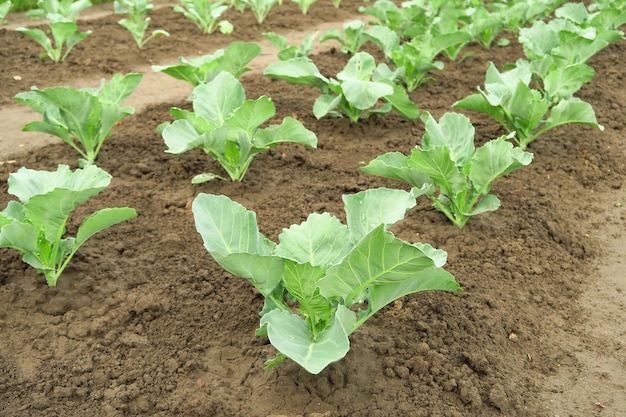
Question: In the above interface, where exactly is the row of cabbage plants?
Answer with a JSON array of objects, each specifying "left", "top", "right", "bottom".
[{"left": 1, "top": 0, "right": 624, "bottom": 374}]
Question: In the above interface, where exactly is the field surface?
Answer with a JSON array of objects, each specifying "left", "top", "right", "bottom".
[{"left": 0, "top": 2, "right": 625, "bottom": 416}]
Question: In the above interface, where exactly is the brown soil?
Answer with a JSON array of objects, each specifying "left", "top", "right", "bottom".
[{"left": 1, "top": 2, "right": 625, "bottom": 417}]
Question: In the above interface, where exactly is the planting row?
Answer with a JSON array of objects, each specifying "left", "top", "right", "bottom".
[{"left": 1, "top": 0, "right": 624, "bottom": 375}]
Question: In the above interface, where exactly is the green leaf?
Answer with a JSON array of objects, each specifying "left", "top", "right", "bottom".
[
  {"left": 162, "top": 120, "right": 209, "bottom": 154},
  {"left": 360, "top": 152, "right": 432, "bottom": 189},
  {"left": 192, "top": 73, "right": 245, "bottom": 125},
  {"left": 421, "top": 112, "right": 475, "bottom": 167},
  {"left": 319, "top": 225, "right": 442, "bottom": 305},
  {"left": 275, "top": 213, "right": 351, "bottom": 266},
  {"left": 213, "top": 252, "right": 283, "bottom": 296},
  {"left": 543, "top": 99, "right": 604, "bottom": 133},
  {"left": 254, "top": 117, "right": 317, "bottom": 148},
  {"left": 0, "top": 221, "right": 40, "bottom": 253},
  {"left": 260, "top": 305, "right": 356, "bottom": 374},
  {"left": 263, "top": 58, "right": 330, "bottom": 92},
  {"left": 340, "top": 79, "right": 393, "bottom": 110},
  {"left": 76, "top": 207, "right": 137, "bottom": 245},
  {"left": 367, "top": 265, "right": 460, "bottom": 320},
  {"left": 226, "top": 96, "right": 275, "bottom": 138},
  {"left": 452, "top": 93, "right": 506, "bottom": 127},
  {"left": 468, "top": 138, "right": 533, "bottom": 193},
  {"left": 7, "top": 165, "right": 111, "bottom": 203},
  {"left": 192, "top": 193, "right": 274, "bottom": 257},
  {"left": 543, "top": 63, "right": 595, "bottom": 100},
  {"left": 407, "top": 146, "right": 467, "bottom": 196},
  {"left": 382, "top": 83, "right": 420, "bottom": 120},
  {"left": 343, "top": 188, "right": 416, "bottom": 242}
]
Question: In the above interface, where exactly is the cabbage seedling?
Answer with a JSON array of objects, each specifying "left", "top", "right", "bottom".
[
  {"left": 114, "top": 0, "right": 169, "bottom": 48},
  {"left": 0, "top": 165, "right": 137, "bottom": 287},
  {"left": 173, "top": 0, "right": 233, "bottom": 34},
  {"left": 263, "top": 31, "right": 318, "bottom": 61},
  {"left": 320, "top": 20, "right": 368, "bottom": 55},
  {"left": 192, "top": 188, "right": 461, "bottom": 373},
  {"left": 159, "top": 71, "right": 317, "bottom": 182},
  {"left": 290, "top": 0, "right": 316, "bottom": 14},
  {"left": 152, "top": 41, "right": 261, "bottom": 87},
  {"left": 453, "top": 61, "right": 603, "bottom": 149},
  {"left": 14, "top": 73, "right": 143, "bottom": 166},
  {"left": 361, "top": 112, "right": 534, "bottom": 228},
  {"left": 15, "top": 0, "right": 92, "bottom": 62},
  {"left": 264, "top": 52, "right": 419, "bottom": 122},
  {"left": 241, "top": 0, "right": 277, "bottom": 24}
]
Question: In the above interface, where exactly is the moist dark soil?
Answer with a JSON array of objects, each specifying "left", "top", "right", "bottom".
[{"left": 1, "top": 2, "right": 625, "bottom": 416}]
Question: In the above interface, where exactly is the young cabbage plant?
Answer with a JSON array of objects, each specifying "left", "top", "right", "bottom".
[
  {"left": 291, "top": 0, "right": 316, "bottom": 14},
  {"left": 358, "top": 0, "right": 428, "bottom": 38},
  {"left": 14, "top": 73, "right": 143, "bottom": 166},
  {"left": 0, "top": 165, "right": 137, "bottom": 287},
  {"left": 488, "top": 0, "right": 565, "bottom": 33},
  {"left": 361, "top": 112, "right": 534, "bottom": 228},
  {"left": 242, "top": 0, "right": 277, "bottom": 24},
  {"left": 263, "top": 31, "right": 318, "bottom": 60},
  {"left": 464, "top": 5, "right": 506, "bottom": 48},
  {"left": 173, "top": 0, "right": 233, "bottom": 34},
  {"left": 192, "top": 188, "right": 461, "bottom": 374},
  {"left": 319, "top": 20, "right": 368, "bottom": 54},
  {"left": 159, "top": 71, "right": 317, "bottom": 183},
  {"left": 114, "top": 0, "right": 169, "bottom": 48},
  {"left": 152, "top": 41, "right": 262, "bottom": 87},
  {"left": 518, "top": 10, "right": 624, "bottom": 68},
  {"left": 15, "top": 0, "right": 93, "bottom": 62},
  {"left": 25, "top": 0, "right": 91, "bottom": 20},
  {"left": 452, "top": 61, "right": 603, "bottom": 149},
  {"left": 263, "top": 52, "right": 419, "bottom": 122}
]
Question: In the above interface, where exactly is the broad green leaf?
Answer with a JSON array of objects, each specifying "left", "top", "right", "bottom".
[
  {"left": 452, "top": 93, "right": 506, "bottom": 127},
  {"left": 263, "top": 58, "right": 330, "bottom": 92},
  {"left": 366, "top": 266, "right": 460, "bottom": 322},
  {"left": 76, "top": 207, "right": 137, "bottom": 245},
  {"left": 382, "top": 83, "right": 419, "bottom": 120},
  {"left": 543, "top": 99, "right": 604, "bottom": 132},
  {"left": 96, "top": 73, "right": 143, "bottom": 106},
  {"left": 15, "top": 28, "right": 53, "bottom": 54},
  {"left": 192, "top": 73, "right": 245, "bottom": 125},
  {"left": 319, "top": 225, "right": 440, "bottom": 305},
  {"left": 275, "top": 213, "right": 351, "bottom": 266},
  {"left": 466, "top": 194, "right": 500, "bottom": 215},
  {"left": 360, "top": 151, "right": 433, "bottom": 189},
  {"left": 313, "top": 94, "right": 341, "bottom": 119},
  {"left": 260, "top": 305, "right": 356, "bottom": 374},
  {"left": 162, "top": 120, "right": 209, "bottom": 154},
  {"left": 343, "top": 188, "right": 416, "bottom": 242},
  {"left": 543, "top": 63, "right": 595, "bottom": 100},
  {"left": 192, "top": 193, "right": 274, "bottom": 256},
  {"left": 0, "top": 222, "right": 40, "bottom": 253},
  {"left": 337, "top": 52, "right": 377, "bottom": 81},
  {"left": 213, "top": 252, "right": 283, "bottom": 296},
  {"left": 421, "top": 112, "right": 475, "bottom": 167},
  {"left": 7, "top": 165, "right": 110, "bottom": 203},
  {"left": 253, "top": 117, "right": 317, "bottom": 148},
  {"left": 408, "top": 146, "right": 467, "bottom": 196},
  {"left": 226, "top": 96, "right": 275, "bottom": 138},
  {"left": 468, "top": 138, "right": 533, "bottom": 193},
  {"left": 339, "top": 79, "right": 393, "bottom": 110},
  {"left": 219, "top": 41, "right": 262, "bottom": 77}
]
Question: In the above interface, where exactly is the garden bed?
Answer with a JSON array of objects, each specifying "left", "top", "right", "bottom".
[{"left": 0, "top": 1, "right": 625, "bottom": 416}]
